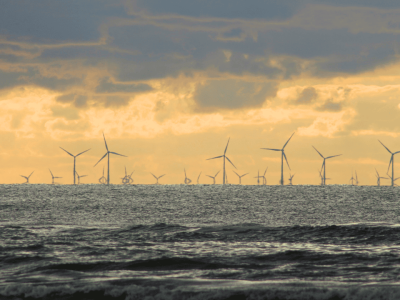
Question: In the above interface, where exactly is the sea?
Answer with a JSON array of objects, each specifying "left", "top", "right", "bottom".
[{"left": 1, "top": 184, "right": 400, "bottom": 300}]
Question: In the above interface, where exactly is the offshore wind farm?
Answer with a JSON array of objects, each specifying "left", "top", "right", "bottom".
[{"left": 4, "top": 1, "right": 400, "bottom": 299}]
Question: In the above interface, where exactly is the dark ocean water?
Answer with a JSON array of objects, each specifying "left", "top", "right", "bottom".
[{"left": 1, "top": 184, "right": 400, "bottom": 299}]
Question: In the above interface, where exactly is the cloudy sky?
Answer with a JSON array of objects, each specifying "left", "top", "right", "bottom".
[{"left": 1, "top": 0, "right": 400, "bottom": 185}]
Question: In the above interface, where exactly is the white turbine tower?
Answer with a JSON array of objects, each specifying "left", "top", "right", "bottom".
[
  {"left": 261, "top": 132, "right": 295, "bottom": 185},
  {"left": 60, "top": 147, "right": 90, "bottom": 185},
  {"left": 94, "top": 133, "right": 126, "bottom": 185},
  {"left": 379, "top": 140, "right": 400, "bottom": 186},
  {"left": 207, "top": 138, "right": 236, "bottom": 184},
  {"left": 312, "top": 146, "right": 341, "bottom": 185}
]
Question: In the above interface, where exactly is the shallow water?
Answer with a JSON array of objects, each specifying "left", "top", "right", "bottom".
[{"left": 1, "top": 184, "right": 400, "bottom": 299}]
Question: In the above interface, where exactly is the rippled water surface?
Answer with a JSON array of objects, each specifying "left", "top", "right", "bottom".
[{"left": 1, "top": 184, "right": 400, "bottom": 299}]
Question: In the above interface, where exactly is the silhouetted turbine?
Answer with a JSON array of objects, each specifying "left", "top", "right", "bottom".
[
  {"left": 206, "top": 171, "right": 220, "bottom": 185},
  {"left": 197, "top": 172, "right": 202, "bottom": 184},
  {"left": 60, "top": 147, "right": 90, "bottom": 185},
  {"left": 254, "top": 170, "right": 262, "bottom": 185},
  {"left": 288, "top": 173, "right": 295, "bottom": 185},
  {"left": 375, "top": 168, "right": 388, "bottom": 186},
  {"left": 261, "top": 132, "right": 295, "bottom": 185},
  {"left": 184, "top": 169, "right": 192, "bottom": 184},
  {"left": 261, "top": 168, "right": 268, "bottom": 185},
  {"left": 207, "top": 138, "right": 236, "bottom": 184},
  {"left": 75, "top": 171, "right": 87, "bottom": 185},
  {"left": 122, "top": 166, "right": 134, "bottom": 184},
  {"left": 233, "top": 170, "right": 248, "bottom": 185},
  {"left": 94, "top": 133, "right": 126, "bottom": 185},
  {"left": 151, "top": 173, "right": 165, "bottom": 184},
  {"left": 379, "top": 140, "right": 400, "bottom": 186},
  {"left": 312, "top": 146, "right": 341, "bottom": 185},
  {"left": 20, "top": 171, "right": 34, "bottom": 184},
  {"left": 49, "top": 169, "right": 62, "bottom": 184},
  {"left": 99, "top": 167, "right": 107, "bottom": 184}
]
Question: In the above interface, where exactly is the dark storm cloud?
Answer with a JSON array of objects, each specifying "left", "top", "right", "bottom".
[
  {"left": 294, "top": 87, "right": 318, "bottom": 105},
  {"left": 193, "top": 80, "right": 277, "bottom": 111},
  {"left": 95, "top": 77, "right": 153, "bottom": 93},
  {"left": 56, "top": 94, "right": 88, "bottom": 108}
]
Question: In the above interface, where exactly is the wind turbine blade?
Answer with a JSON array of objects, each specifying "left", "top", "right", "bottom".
[
  {"left": 60, "top": 147, "right": 74, "bottom": 157},
  {"left": 81, "top": 175, "right": 87, "bottom": 178},
  {"left": 375, "top": 168, "right": 379, "bottom": 177},
  {"left": 94, "top": 153, "right": 108, "bottom": 167},
  {"left": 20, "top": 175, "right": 27, "bottom": 179},
  {"left": 233, "top": 170, "right": 239, "bottom": 177},
  {"left": 110, "top": 152, "right": 127, "bottom": 157},
  {"left": 283, "top": 152, "right": 291, "bottom": 170},
  {"left": 378, "top": 140, "right": 392, "bottom": 154},
  {"left": 28, "top": 171, "right": 34, "bottom": 178},
  {"left": 242, "top": 173, "right": 248, "bottom": 177},
  {"left": 312, "top": 146, "right": 324, "bottom": 158},
  {"left": 49, "top": 169, "right": 53, "bottom": 177},
  {"left": 76, "top": 148, "right": 90, "bottom": 157},
  {"left": 225, "top": 156, "right": 237, "bottom": 169},
  {"left": 207, "top": 155, "right": 224, "bottom": 160},
  {"left": 103, "top": 132, "right": 109, "bottom": 151},
  {"left": 215, "top": 171, "right": 220, "bottom": 177},
  {"left": 150, "top": 173, "right": 157, "bottom": 179},
  {"left": 75, "top": 171, "right": 79, "bottom": 177},
  {"left": 283, "top": 132, "right": 295, "bottom": 149},
  {"left": 326, "top": 154, "right": 342, "bottom": 159},
  {"left": 159, "top": 174, "right": 165, "bottom": 178},
  {"left": 394, "top": 150, "right": 400, "bottom": 155},
  {"left": 224, "top": 137, "right": 230, "bottom": 155},
  {"left": 197, "top": 172, "right": 202, "bottom": 181},
  {"left": 184, "top": 168, "right": 187, "bottom": 177},
  {"left": 261, "top": 148, "right": 281, "bottom": 151},
  {"left": 206, "top": 175, "right": 213, "bottom": 179},
  {"left": 388, "top": 157, "right": 393, "bottom": 173},
  {"left": 263, "top": 168, "right": 268, "bottom": 176}
]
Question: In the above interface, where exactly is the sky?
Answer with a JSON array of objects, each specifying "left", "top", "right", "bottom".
[{"left": 1, "top": 0, "right": 400, "bottom": 185}]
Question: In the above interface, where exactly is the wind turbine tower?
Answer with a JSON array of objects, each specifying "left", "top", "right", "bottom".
[
  {"left": 206, "top": 171, "right": 220, "bottom": 184},
  {"left": 94, "top": 133, "right": 126, "bottom": 185},
  {"left": 151, "top": 173, "right": 165, "bottom": 185},
  {"left": 312, "top": 146, "right": 341, "bottom": 185},
  {"left": 75, "top": 171, "right": 87, "bottom": 185},
  {"left": 20, "top": 171, "right": 34, "bottom": 184},
  {"left": 261, "top": 132, "right": 295, "bottom": 185},
  {"left": 233, "top": 170, "right": 248, "bottom": 185},
  {"left": 197, "top": 172, "right": 202, "bottom": 184},
  {"left": 375, "top": 168, "right": 388, "bottom": 186},
  {"left": 207, "top": 138, "right": 236, "bottom": 184},
  {"left": 378, "top": 140, "right": 400, "bottom": 186},
  {"left": 49, "top": 169, "right": 62, "bottom": 184},
  {"left": 60, "top": 147, "right": 90, "bottom": 184}
]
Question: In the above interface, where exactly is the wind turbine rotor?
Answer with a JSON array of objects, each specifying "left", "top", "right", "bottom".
[{"left": 94, "top": 153, "right": 108, "bottom": 167}]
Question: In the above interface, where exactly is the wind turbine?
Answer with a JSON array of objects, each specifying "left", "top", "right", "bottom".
[
  {"left": 151, "top": 173, "right": 165, "bottom": 184},
  {"left": 233, "top": 170, "right": 248, "bottom": 185},
  {"left": 254, "top": 170, "right": 262, "bottom": 185},
  {"left": 288, "top": 173, "right": 295, "bottom": 185},
  {"left": 99, "top": 167, "right": 107, "bottom": 184},
  {"left": 378, "top": 140, "right": 400, "bottom": 186},
  {"left": 207, "top": 138, "right": 236, "bottom": 184},
  {"left": 206, "top": 171, "right": 220, "bottom": 184},
  {"left": 375, "top": 168, "right": 388, "bottom": 186},
  {"left": 60, "top": 147, "right": 90, "bottom": 185},
  {"left": 261, "top": 168, "right": 268, "bottom": 185},
  {"left": 49, "top": 169, "right": 62, "bottom": 184},
  {"left": 20, "top": 171, "right": 34, "bottom": 184},
  {"left": 318, "top": 169, "right": 331, "bottom": 185},
  {"left": 349, "top": 172, "right": 355, "bottom": 185},
  {"left": 355, "top": 171, "right": 359, "bottom": 186},
  {"left": 122, "top": 166, "right": 134, "bottom": 184},
  {"left": 184, "top": 169, "right": 192, "bottom": 184},
  {"left": 75, "top": 171, "right": 87, "bottom": 185},
  {"left": 261, "top": 132, "right": 295, "bottom": 185},
  {"left": 312, "top": 146, "right": 341, "bottom": 185},
  {"left": 197, "top": 172, "right": 202, "bottom": 184},
  {"left": 94, "top": 133, "right": 126, "bottom": 185}
]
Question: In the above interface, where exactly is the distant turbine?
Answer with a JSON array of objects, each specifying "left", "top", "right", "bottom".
[
  {"left": 312, "top": 146, "right": 341, "bottom": 186},
  {"left": 254, "top": 170, "right": 262, "bottom": 185},
  {"left": 99, "top": 167, "right": 107, "bottom": 184},
  {"left": 379, "top": 140, "right": 400, "bottom": 186},
  {"left": 20, "top": 171, "right": 34, "bottom": 184},
  {"left": 60, "top": 147, "right": 90, "bottom": 185},
  {"left": 49, "top": 169, "right": 62, "bottom": 184},
  {"left": 288, "top": 173, "right": 295, "bottom": 185},
  {"left": 355, "top": 171, "right": 359, "bottom": 186},
  {"left": 349, "top": 172, "right": 355, "bottom": 185},
  {"left": 75, "top": 171, "right": 87, "bottom": 185},
  {"left": 261, "top": 132, "right": 295, "bottom": 185},
  {"left": 197, "top": 172, "right": 202, "bottom": 184},
  {"left": 261, "top": 168, "right": 268, "bottom": 185},
  {"left": 122, "top": 166, "right": 134, "bottom": 184},
  {"left": 151, "top": 173, "right": 165, "bottom": 185},
  {"left": 184, "top": 169, "right": 192, "bottom": 184},
  {"left": 207, "top": 138, "right": 236, "bottom": 185},
  {"left": 206, "top": 171, "right": 220, "bottom": 185},
  {"left": 233, "top": 170, "right": 248, "bottom": 185},
  {"left": 319, "top": 169, "right": 331, "bottom": 185},
  {"left": 375, "top": 168, "right": 388, "bottom": 186},
  {"left": 94, "top": 133, "right": 126, "bottom": 185}
]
